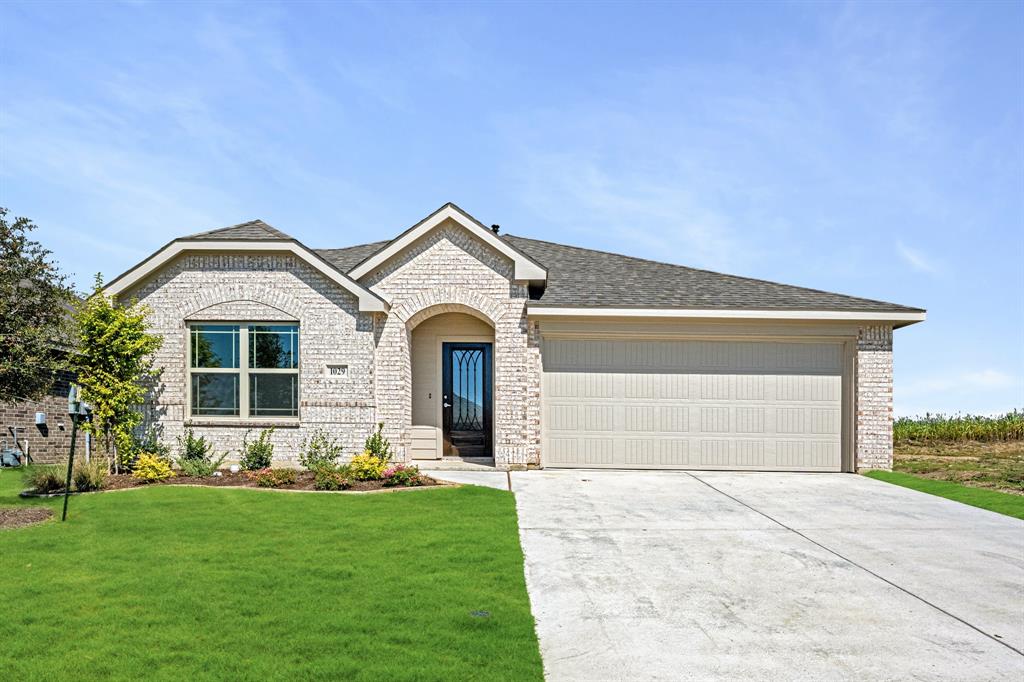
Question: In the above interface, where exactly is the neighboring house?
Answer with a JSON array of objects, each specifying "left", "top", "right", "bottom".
[
  {"left": 1, "top": 367, "right": 87, "bottom": 465},
  {"left": 104, "top": 203, "right": 924, "bottom": 472},
  {"left": 1, "top": 301, "right": 86, "bottom": 465}
]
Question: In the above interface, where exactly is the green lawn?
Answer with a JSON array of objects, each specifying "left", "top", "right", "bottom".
[
  {"left": 0, "top": 469, "right": 543, "bottom": 681},
  {"left": 865, "top": 470, "right": 1024, "bottom": 520}
]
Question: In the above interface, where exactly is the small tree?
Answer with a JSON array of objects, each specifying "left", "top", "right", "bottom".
[
  {"left": 0, "top": 208, "right": 74, "bottom": 403},
  {"left": 72, "top": 275, "right": 163, "bottom": 472}
]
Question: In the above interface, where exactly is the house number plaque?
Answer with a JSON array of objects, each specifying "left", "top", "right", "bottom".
[{"left": 325, "top": 365, "right": 348, "bottom": 377}]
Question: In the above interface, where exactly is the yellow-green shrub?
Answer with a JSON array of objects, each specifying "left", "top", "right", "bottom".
[
  {"left": 132, "top": 453, "right": 175, "bottom": 482},
  {"left": 348, "top": 452, "right": 387, "bottom": 481}
]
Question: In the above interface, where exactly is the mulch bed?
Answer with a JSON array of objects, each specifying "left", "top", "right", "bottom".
[
  {"left": 0, "top": 506, "right": 53, "bottom": 529},
  {"left": 87, "top": 470, "right": 441, "bottom": 493}
]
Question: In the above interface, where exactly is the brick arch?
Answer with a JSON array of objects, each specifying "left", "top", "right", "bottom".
[
  {"left": 374, "top": 287, "right": 508, "bottom": 460},
  {"left": 393, "top": 287, "right": 506, "bottom": 329},
  {"left": 175, "top": 284, "right": 307, "bottom": 321}
]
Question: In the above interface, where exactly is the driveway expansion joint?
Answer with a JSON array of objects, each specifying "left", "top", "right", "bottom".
[{"left": 686, "top": 472, "right": 1024, "bottom": 658}]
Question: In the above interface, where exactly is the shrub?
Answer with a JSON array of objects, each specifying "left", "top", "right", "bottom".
[
  {"left": 314, "top": 468, "right": 350, "bottom": 491},
  {"left": 24, "top": 464, "right": 66, "bottom": 494},
  {"left": 132, "top": 453, "right": 175, "bottom": 482},
  {"left": 382, "top": 464, "right": 423, "bottom": 487},
  {"left": 348, "top": 452, "right": 387, "bottom": 481},
  {"left": 178, "top": 452, "right": 228, "bottom": 477},
  {"left": 299, "top": 428, "right": 343, "bottom": 471},
  {"left": 72, "top": 459, "right": 108, "bottom": 492},
  {"left": 122, "top": 427, "right": 171, "bottom": 472},
  {"left": 177, "top": 427, "right": 213, "bottom": 461},
  {"left": 240, "top": 428, "right": 275, "bottom": 470},
  {"left": 246, "top": 467, "right": 297, "bottom": 488},
  {"left": 175, "top": 427, "right": 226, "bottom": 476},
  {"left": 364, "top": 422, "right": 392, "bottom": 464}
]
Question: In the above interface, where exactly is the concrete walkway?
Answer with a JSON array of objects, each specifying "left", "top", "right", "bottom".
[
  {"left": 420, "top": 468, "right": 510, "bottom": 491},
  {"left": 510, "top": 470, "right": 1024, "bottom": 681}
]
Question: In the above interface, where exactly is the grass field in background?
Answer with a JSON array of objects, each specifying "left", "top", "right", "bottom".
[
  {"left": 0, "top": 469, "right": 543, "bottom": 681},
  {"left": 894, "top": 410, "right": 1024, "bottom": 444},
  {"left": 865, "top": 470, "right": 1024, "bottom": 520},
  {"left": 892, "top": 410, "right": 1024, "bottom": 495}
]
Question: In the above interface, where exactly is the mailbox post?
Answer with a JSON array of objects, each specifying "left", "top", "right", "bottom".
[{"left": 62, "top": 385, "right": 90, "bottom": 522}]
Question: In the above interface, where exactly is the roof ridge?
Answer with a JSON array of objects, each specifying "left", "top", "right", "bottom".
[
  {"left": 504, "top": 234, "right": 922, "bottom": 312},
  {"left": 185, "top": 219, "right": 292, "bottom": 240}
]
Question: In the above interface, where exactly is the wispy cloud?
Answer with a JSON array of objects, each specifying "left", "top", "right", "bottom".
[{"left": 896, "top": 241, "right": 939, "bottom": 274}]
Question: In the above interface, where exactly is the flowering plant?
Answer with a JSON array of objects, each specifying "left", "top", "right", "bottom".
[{"left": 382, "top": 464, "right": 422, "bottom": 487}]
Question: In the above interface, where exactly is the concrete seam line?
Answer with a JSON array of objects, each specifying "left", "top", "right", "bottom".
[{"left": 686, "top": 472, "right": 1024, "bottom": 658}]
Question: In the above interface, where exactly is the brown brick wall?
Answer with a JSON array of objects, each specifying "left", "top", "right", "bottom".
[{"left": 0, "top": 369, "right": 89, "bottom": 465}]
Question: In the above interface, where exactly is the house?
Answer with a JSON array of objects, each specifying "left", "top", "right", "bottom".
[
  {"left": 0, "top": 367, "right": 87, "bottom": 465},
  {"left": 104, "top": 203, "right": 925, "bottom": 472}
]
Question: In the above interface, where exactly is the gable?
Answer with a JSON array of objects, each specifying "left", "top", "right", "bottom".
[
  {"left": 347, "top": 203, "right": 547, "bottom": 282},
  {"left": 104, "top": 237, "right": 388, "bottom": 313},
  {"left": 361, "top": 219, "right": 523, "bottom": 303}
]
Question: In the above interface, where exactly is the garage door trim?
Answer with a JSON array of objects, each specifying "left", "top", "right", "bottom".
[{"left": 540, "top": 334, "right": 856, "bottom": 472}]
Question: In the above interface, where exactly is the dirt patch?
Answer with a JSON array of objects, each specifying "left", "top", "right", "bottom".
[
  {"left": 99, "top": 470, "right": 440, "bottom": 493},
  {"left": 894, "top": 441, "right": 1024, "bottom": 495},
  {"left": 0, "top": 507, "right": 53, "bottom": 529}
]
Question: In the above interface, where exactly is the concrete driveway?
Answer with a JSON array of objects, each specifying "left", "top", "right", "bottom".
[{"left": 510, "top": 470, "right": 1024, "bottom": 681}]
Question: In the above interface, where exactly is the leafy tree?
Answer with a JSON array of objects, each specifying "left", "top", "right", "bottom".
[
  {"left": 0, "top": 208, "right": 74, "bottom": 403},
  {"left": 72, "top": 275, "right": 163, "bottom": 470}
]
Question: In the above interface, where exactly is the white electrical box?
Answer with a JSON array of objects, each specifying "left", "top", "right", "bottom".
[{"left": 35, "top": 412, "right": 46, "bottom": 425}]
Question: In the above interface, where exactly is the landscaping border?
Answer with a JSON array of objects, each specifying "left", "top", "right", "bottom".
[{"left": 21, "top": 480, "right": 458, "bottom": 499}]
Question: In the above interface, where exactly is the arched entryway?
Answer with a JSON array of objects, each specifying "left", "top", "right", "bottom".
[
  {"left": 409, "top": 311, "right": 495, "bottom": 459},
  {"left": 373, "top": 287, "right": 507, "bottom": 464}
]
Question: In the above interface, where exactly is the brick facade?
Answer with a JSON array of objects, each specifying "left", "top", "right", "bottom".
[
  {"left": 129, "top": 253, "right": 379, "bottom": 465},
  {"left": 367, "top": 221, "right": 539, "bottom": 468},
  {"left": 856, "top": 325, "right": 894, "bottom": 470},
  {"left": 124, "top": 223, "right": 896, "bottom": 472},
  {"left": 129, "top": 227, "right": 543, "bottom": 469},
  {"left": 0, "top": 368, "right": 89, "bottom": 465}
]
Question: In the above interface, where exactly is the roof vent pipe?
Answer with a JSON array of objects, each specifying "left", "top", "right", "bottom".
[{"left": 490, "top": 224, "right": 500, "bottom": 234}]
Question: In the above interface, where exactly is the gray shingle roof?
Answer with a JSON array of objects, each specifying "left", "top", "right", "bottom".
[
  {"left": 180, "top": 218, "right": 922, "bottom": 314},
  {"left": 502, "top": 236, "right": 922, "bottom": 313},
  {"left": 315, "top": 241, "right": 391, "bottom": 272},
  {"left": 186, "top": 219, "right": 292, "bottom": 241}
]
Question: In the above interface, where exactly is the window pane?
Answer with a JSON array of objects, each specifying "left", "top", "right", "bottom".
[
  {"left": 191, "top": 373, "right": 239, "bottom": 416},
  {"left": 249, "top": 373, "right": 298, "bottom": 417},
  {"left": 191, "top": 325, "right": 239, "bottom": 368},
  {"left": 249, "top": 325, "right": 299, "bottom": 369}
]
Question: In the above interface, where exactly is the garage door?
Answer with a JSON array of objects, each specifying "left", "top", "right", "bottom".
[{"left": 542, "top": 339, "right": 844, "bottom": 471}]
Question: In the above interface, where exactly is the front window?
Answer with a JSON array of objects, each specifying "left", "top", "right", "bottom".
[{"left": 189, "top": 323, "right": 299, "bottom": 419}]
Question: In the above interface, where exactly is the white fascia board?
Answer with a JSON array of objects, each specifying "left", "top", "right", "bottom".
[
  {"left": 348, "top": 205, "right": 548, "bottom": 282},
  {"left": 104, "top": 240, "right": 389, "bottom": 312},
  {"left": 526, "top": 306, "right": 927, "bottom": 323}
]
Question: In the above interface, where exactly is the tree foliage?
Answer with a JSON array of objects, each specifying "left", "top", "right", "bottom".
[
  {"left": 71, "top": 275, "right": 163, "bottom": 458},
  {"left": 0, "top": 208, "right": 74, "bottom": 403}
]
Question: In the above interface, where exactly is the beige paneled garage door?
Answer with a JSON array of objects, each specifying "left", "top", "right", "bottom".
[{"left": 541, "top": 339, "right": 844, "bottom": 471}]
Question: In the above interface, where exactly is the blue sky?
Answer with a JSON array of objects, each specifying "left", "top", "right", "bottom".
[{"left": 1, "top": 1, "right": 1021, "bottom": 416}]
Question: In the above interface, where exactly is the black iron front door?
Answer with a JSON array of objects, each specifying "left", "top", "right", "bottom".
[{"left": 441, "top": 342, "right": 492, "bottom": 458}]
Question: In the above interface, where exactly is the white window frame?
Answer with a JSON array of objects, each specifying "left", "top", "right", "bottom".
[{"left": 187, "top": 322, "right": 300, "bottom": 421}]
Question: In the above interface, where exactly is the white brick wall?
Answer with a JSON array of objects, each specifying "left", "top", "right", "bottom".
[
  {"left": 856, "top": 324, "right": 894, "bottom": 470},
  {"left": 129, "top": 253, "right": 379, "bottom": 464},
  {"left": 127, "top": 232, "right": 896, "bottom": 473},
  {"left": 366, "top": 221, "right": 539, "bottom": 469}
]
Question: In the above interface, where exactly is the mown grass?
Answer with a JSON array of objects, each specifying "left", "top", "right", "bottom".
[
  {"left": 0, "top": 468, "right": 543, "bottom": 681},
  {"left": 865, "top": 470, "right": 1024, "bottom": 520},
  {"left": 894, "top": 410, "right": 1024, "bottom": 444}
]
